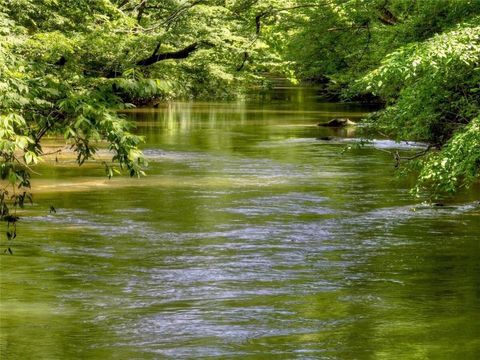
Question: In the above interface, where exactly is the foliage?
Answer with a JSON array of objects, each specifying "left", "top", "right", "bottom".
[
  {"left": 355, "top": 19, "right": 480, "bottom": 196},
  {"left": 415, "top": 116, "right": 480, "bottom": 195},
  {"left": 282, "top": 0, "right": 480, "bottom": 197},
  {"left": 0, "top": 0, "right": 300, "bottom": 246},
  {"left": 287, "top": 0, "right": 480, "bottom": 82}
]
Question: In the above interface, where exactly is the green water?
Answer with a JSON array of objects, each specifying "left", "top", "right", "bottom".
[{"left": 1, "top": 88, "right": 480, "bottom": 359}]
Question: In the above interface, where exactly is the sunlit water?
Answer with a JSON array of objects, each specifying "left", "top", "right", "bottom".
[{"left": 1, "top": 88, "right": 479, "bottom": 359}]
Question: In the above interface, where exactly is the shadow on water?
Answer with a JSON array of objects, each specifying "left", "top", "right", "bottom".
[{"left": 1, "top": 87, "right": 479, "bottom": 359}]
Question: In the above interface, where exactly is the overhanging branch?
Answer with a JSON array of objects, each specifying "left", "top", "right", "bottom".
[
  {"left": 136, "top": 42, "right": 199, "bottom": 66},
  {"left": 394, "top": 145, "right": 434, "bottom": 168}
]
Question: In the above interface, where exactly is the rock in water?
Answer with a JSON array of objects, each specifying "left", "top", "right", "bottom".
[
  {"left": 318, "top": 118, "right": 356, "bottom": 127},
  {"left": 318, "top": 136, "right": 335, "bottom": 141}
]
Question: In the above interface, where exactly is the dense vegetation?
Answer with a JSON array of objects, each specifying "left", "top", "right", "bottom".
[
  {"left": 0, "top": 0, "right": 292, "bottom": 227},
  {"left": 1, "top": 0, "right": 479, "bottom": 230},
  {"left": 286, "top": 0, "right": 480, "bottom": 196}
]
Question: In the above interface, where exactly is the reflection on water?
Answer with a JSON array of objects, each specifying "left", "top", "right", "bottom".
[{"left": 1, "top": 88, "right": 479, "bottom": 359}]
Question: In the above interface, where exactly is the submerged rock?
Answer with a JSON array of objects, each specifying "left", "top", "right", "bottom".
[{"left": 318, "top": 118, "right": 356, "bottom": 127}]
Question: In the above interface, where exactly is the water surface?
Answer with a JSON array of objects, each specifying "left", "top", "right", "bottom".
[{"left": 1, "top": 88, "right": 479, "bottom": 359}]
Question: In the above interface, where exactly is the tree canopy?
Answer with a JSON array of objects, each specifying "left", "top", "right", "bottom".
[
  {"left": 0, "top": 0, "right": 293, "bottom": 222},
  {"left": 284, "top": 0, "right": 480, "bottom": 196}
]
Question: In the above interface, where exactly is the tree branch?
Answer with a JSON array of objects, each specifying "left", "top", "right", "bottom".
[
  {"left": 164, "top": 0, "right": 205, "bottom": 27},
  {"left": 254, "top": 1, "right": 348, "bottom": 35},
  {"left": 118, "top": 0, "right": 131, "bottom": 9},
  {"left": 136, "top": 0, "right": 148, "bottom": 22},
  {"left": 378, "top": 0, "right": 399, "bottom": 25},
  {"left": 136, "top": 42, "right": 200, "bottom": 66},
  {"left": 393, "top": 145, "right": 434, "bottom": 168},
  {"left": 236, "top": 51, "right": 249, "bottom": 71}
]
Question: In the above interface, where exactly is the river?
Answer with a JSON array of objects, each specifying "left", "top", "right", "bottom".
[{"left": 1, "top": 88, "right": 479, "bottom": 359}]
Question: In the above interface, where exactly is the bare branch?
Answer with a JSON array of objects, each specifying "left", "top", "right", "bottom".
[{"left": 394, "top": 145, "right": 434, "bottom": 168}]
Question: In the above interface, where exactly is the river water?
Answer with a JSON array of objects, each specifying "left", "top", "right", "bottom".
[{"left": 1, "top": 88, "right": 479, "bottom": 359}]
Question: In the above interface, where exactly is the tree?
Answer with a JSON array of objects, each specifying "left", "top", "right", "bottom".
[
  {"left": 356, "top": 20, "right": 480, "bottom": 195},
  {"left": 282, "top": 0, "right": 480, "bottom": 197},
  {"left": 0, "top": 0, "right": 296, "bottom": 238}
]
